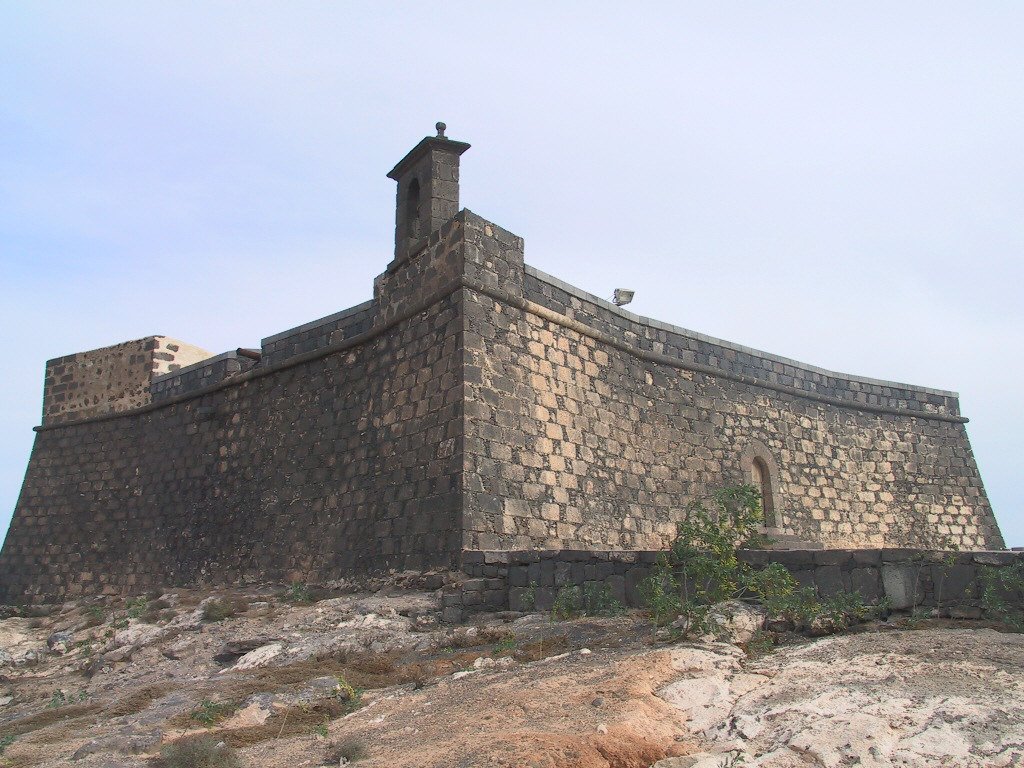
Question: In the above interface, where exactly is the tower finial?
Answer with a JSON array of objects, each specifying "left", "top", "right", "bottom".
[{"left": 435, "top": 121, "right": 447, "bottom": 138}]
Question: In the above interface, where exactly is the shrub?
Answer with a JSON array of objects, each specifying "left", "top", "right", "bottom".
[
  {"left": 325, "top": 736, "right": 367, "bottom": 764},
  {"left": 0, "top": 734, "right": 15, "bottom": 756},
  {"left": 154, "top": 735, "right": 241, "bottom": 768},
  {"left": 201, "top": 598, "right": 247, "bottom": 623},
  {"left": 640, "top": 484, "right": 879, "bottom": 638},
  {"left": 189, "top": 699, "right": 237, "bottom": 726},
  {"left": 333, "top": 677, "right": 363, "bottom": 714},
  {"left": 285, "top": 582, "right": 313, "bottom": 604},
  {"left": 125, "top": 597, "right": 148, "bottom": 619},
  {"left": 82, "top": 605, "right": 105, "bottom": 628},
  {"left": 979, "top": 561, "right": 1024, "bottom": 631}
]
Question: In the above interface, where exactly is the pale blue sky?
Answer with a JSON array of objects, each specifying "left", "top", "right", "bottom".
[{"left": 1, "top": 2, "right": 1021, "bottom": 546}]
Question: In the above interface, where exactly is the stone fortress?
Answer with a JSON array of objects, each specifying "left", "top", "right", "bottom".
[{"left": 0, "top": 125, "right": 1006, "bottom": 604}]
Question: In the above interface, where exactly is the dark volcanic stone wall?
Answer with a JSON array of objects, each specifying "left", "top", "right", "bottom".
[
  {"left": 461, "top": 235, "right": 1002, "bottom": 553},
  {"left": 0, "top": 229, "right": 468, "bottom": 603}
]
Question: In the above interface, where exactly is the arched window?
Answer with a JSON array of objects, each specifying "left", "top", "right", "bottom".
[
  {"left": 405, "top": 178, "right": 422, "bottom": 242},
  {"left": 740, "top": 441, "right": 780, "bottom": 530},
  {"left": 751, "top": 456, "right": 776, "bottom": 528}
]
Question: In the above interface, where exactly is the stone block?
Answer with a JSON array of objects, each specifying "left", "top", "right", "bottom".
[
  {"left": 931, "top": 564, "right": 977, "bottom": 605},
  {"left": 792, "top": 569, "right": 816, "bottom": 591},
  {"left": 534, "top": 587, "right": 555, "bottom": 612},
  {"left": 606, "top": 574, "right": 626, "bottom": 606},
  {"left": 483, "top": 589, "right": 506, "bottom": 610},
  {"left": 441, "top": 606, "right": 464, "bottom": 624},
  {"left": 813, "top": 565, "right": 848, "bottom": 597},
  {"left": 881, "top": 564, "right": 923, "bottom": 609},
  {"left": 769, "top": 550, "right": 816, "bottom": 568},
  {"left": 849, "top": 567, "right": 882, "bottom": 602},
  {"left": 509, "top": 567, "right": 529, "bottom": 587},
  {"left": 813, "top": 550, "right": 852, "bottom": 567},
  {"left": 509, "top": 586, "right": 534, "bottom": 613},
  {"left": 852, "top": 549, "right": 882, "bottom": 566},
  {"left": 739, "top": 550, "right": 770, "bottom": 567},
  {"left": 624, "top": 566, "right": 652, "bottom": 607},
  {"left": 554, "top": 561, "right": 572, "bottom": 586},
  {"left": 881, "top": 549, "right": 920, "bottom": 563},
  {"left": 973, "top": 552, "right": 1018, "bottom": 567}
]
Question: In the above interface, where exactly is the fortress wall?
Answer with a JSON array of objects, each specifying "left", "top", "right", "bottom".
[
  {"left": 522, "top": 268, "right": 960, "bottom": 417},
  {"left": 150, "top": 351, "right": 258, "bottom": 402},
  {"left": 444, "top": 549, "right": 1024, "bottom": 621},
  {"left": 0, "top": 231, "right": 468, "bottom": 603},
  {"left": 461, "top": 227, "right": 1002, "bottom": 553},
  {"left": 261, "top": 301, "right": 376, "bottom": 367},
  {"left": 42, "top": 337, "right": 211, "bottom": 425}
]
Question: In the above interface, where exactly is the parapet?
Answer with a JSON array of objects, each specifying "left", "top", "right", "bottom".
[{"left": 42, "top": 336, "right": 212, "bottom": 426}]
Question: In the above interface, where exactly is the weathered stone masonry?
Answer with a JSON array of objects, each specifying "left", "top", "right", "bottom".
[{"left": 0, "top": 127, "right": 1004, "bottom": 603}]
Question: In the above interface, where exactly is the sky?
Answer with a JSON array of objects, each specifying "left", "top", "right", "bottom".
[{"left": 1, "top": 2, "right": 1021, "bottom": 547}]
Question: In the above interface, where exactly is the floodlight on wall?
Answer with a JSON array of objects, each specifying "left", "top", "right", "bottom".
[{"left": 612, "top": 289, "right": 635, "bottom": 307}]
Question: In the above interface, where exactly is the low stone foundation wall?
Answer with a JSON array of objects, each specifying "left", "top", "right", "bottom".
[{"left": 441, "top": 549, "right": 1024, "bottom": 623}]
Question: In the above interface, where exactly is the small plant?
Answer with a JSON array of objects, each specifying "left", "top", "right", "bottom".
[
  {"left": 332, "top": 677, "right": 363, "bottom": 714},
  {"left": 154, "top": 735, "right": 241, "bottom": 768},
  {"left": 979, "top": 561, "right": 1024, "bottom": 631},
  {"left": 142, "top": 598, "right": 174, "bottom": 623},
  {"left": 125, "top": 597, "right": 148, "bottom": 619},
  {"left": 519, "top": 581, "right": 537, "bottom": 612},
  {"left": 325, "top": 736, "right": 367, "bottom": 764},
  {"left": 83, "top": 605, "right": 105, "bottom": 627},
  {"left": 551, "top": 585, "right": 582, "bottom": 620},
  {"left": 743, "top": 629, "right": 776, "bottom": 658},
  {"left": 45, "top": 689, "right": 86, "bottom": 708},
  {"left": 201, "top": 598, "right": 243, "bottom": 623},
  {"left": 189, "top": 699, "right": 236, "bottom": 726},
  {"left": 638, "top": 559, "right": 683, "bottom": 629},
  {"left": 286, "top": 582, "right": 313, "bottom": 604},
  {"left": 112, "top": 618, "right": 129, "bottom": 630},
  {"left": 550, "top": 582, "right": 624, "bottom": 621},
  {"left": 492, "top": 635, "right": 517, "bottom": 655},
  {"left": 313, "top": 721, "right": 329, "bottom": 739},
  {"left": 0, "top": 734, "right": 15, "bottom": 756}
]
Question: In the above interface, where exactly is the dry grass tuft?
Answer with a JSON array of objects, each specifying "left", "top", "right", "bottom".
[
  {"left": 152, "top": 734, "right": 241, "bottom": 768},
  {"left": 103, "top": 683, "right": 175, "bottom": 718},
  {"left": 2, "top": 702, "right": 103, "bottom": 739},
  {"left": 325, "top": 735, "right": 368, "bottom": 763},
  {"left": 218, "top": 699, "right": 349, "bottom": 748}
]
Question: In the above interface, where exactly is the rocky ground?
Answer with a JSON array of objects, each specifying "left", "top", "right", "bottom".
[{"left": 0, "top": 584, "right": 1022, "bottom": 768}]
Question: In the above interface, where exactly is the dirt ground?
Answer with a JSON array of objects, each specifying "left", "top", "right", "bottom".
[{"left": 1, "top": 588, "right": 1022, "bottom": 768}]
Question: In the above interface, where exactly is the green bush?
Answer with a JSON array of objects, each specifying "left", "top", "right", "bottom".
[
  {"left": 640, "top": 484, "right": 879, "bottom": 638},
  {"left": 125, "top": 597, "right": 148, "bottom": 619},
  {"left": 285, "top": 582, "right": 313, "bottom": 604},
  {"left": 189, "top": 699, "right": 236, "bottom": 726},
  {"left": 979, "top": 561, "right": 1024, "bottom": 631},
  {"left": 154, "top": 735, "right": 240, "bottom": 768}
]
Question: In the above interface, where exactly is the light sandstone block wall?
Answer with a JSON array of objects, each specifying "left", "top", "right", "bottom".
[
  {"left": 460, "top": 213, "right": 1003, "bottom": 552},
  {"left": 42, "top": 336, "right": 211, "bottom": 425}
]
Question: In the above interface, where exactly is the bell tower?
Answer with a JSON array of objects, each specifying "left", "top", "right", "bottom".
[{"left": 386, "top": 122, "right": 471, "bottom": 264}]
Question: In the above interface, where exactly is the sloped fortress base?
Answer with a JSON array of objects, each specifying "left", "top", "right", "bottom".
[{"left": 0, "top": 128, "right": 1004, "bottom": 602}]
